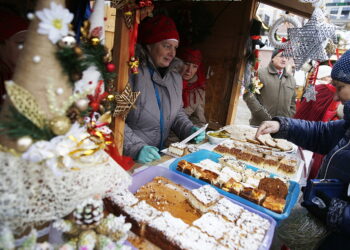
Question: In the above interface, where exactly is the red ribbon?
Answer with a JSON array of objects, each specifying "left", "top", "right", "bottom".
[
  {"left": 105, "top": 143, "right": 134, "bottom": 170},
  {"left": 87, "top": 80, "right": 108, "bottom": 112},
  {"left": 254, "top": 49, "right": 259, "bottom": 71},
  {"left": 129, "top": 14, "right": 139, "bottom": 63},
  {"left": 250, "top": 35, "right": 261, "bottom": 40}
]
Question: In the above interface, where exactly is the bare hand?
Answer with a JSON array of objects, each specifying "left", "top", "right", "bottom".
[{"left": 255, "top": 121, "right": 280, "bottom": 138}]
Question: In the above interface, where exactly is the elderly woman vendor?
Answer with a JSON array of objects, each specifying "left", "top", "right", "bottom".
[{"left": 124, "top": 15, "right": 205, "bottom": 163}]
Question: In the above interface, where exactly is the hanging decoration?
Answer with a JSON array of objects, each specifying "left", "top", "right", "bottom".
[
  {"left": 303, "top": 61, "right": 320, "bottom": 102},
  {"left": 113, "top": 83, "right": 140, "bottom": 119},
  {"left": 281, "top": 8, "right": 337, "bottom": 70},
  {"left": 87, "top": 80, "right": 109, "bottom": 112},
  {"left": 123, "top": 0, "right": 154, "bottom": 74},
  {"left": 268, "top": 15, "right": 301, "bottom": 49}
]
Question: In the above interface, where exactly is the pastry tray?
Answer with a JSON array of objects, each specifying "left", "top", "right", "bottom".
[
  {"left": 131, "top": 166, "right": 276, "bottom": 250},
  {"left": 168, "top": 149, "right": 300, "bottom": 222}
]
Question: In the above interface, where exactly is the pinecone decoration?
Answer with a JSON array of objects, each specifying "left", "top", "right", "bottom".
[{"left": 73, "top": 198, "right": 104, "bottom": 229}]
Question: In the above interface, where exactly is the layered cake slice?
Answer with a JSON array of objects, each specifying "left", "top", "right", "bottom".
[
  {"left": 278, "top": 156, "right": 297, "bottom": 174},
  {"left": 209, "top": 198, "right": 243, "bottom": 223},
  {"left": 188, "top": 185, "right": 221, "bottom": 213},
  {"left": 193, "top": 212, "right": 231, "bottom": 240},
  {"left": 168, "top": 142, "right": 187, "bottom": 157},
  {"left": 262, "top": 195, "right": 286, "bottom": 214},
  {"left": 124, "top": 200, "right": 161, "bottom": 236},
  {"left": 222, "top": 178, "right": 244, "bottom": 195},
  {"left": 240, "top": 187, "right": 266, "bottom": 205},
  {"left": 173, "top": 226, "right": 220, "bottom": 250},
  {"left": 145, "top": 211, "right": 189, "bottom": 249},
  {"left": 104, "top": 189, "right": 138, "bottom": 215}
]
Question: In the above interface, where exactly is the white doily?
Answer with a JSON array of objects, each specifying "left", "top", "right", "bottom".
[{"left": 0, "top": 151, "right": 131, "bottom": 235}]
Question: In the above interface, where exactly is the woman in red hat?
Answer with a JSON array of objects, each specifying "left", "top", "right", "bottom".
[
  {"left": 178, "top": 47, "right": 207, "bottom": 126},
  {"left": 124, "top": 15, "right": 205, "bottom": 163}
]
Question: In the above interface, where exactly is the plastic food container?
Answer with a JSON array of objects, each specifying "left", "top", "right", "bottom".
[
  {"left": 131, "top": 166, "right": 276, "bottom": 250},
  {"left": 169, "top": 149, "right": 300, "bottom": 222}
]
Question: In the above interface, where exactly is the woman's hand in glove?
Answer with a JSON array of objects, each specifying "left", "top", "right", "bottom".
[
  {"left": 191, "top": 127, "right": 205, "bottom": 144},
  {"left": 136, "top": 145, "right": 161, "bottom": 163}
]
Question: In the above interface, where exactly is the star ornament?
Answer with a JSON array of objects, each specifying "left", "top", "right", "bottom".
[
  {"left": 303, "top": 85, "right": 318, "bottom": 102},
  {"left": 283, "top": 8, "right": 337, "bottom": 70},
  {"left": 113, "top": 83, "right": 140, "bottom": 119}
]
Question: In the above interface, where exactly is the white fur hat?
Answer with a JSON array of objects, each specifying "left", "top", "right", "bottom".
[{"left": 317, "top": 65, "right": 332, "bottom": 80}]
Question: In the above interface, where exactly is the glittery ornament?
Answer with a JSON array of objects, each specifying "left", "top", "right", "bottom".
[
  {"left": 50, "top": 116, "right": 72, "bottom": 135},
  {"left": 107, "top": 94, "right": 115, "bottom": 102},
  {"left": 282, "top": 8, "right": 337, "bottom": 70},
  {"left": 113, "top": 82, "right": 140, "bottom": 119},
  {"left": 73, "top": 198, "right": 104, "bottom": 229},
  {"left": 75, "top": 98, "right": 89, "bottom": 111},
  {"left": 16, "top": 136, "right": 33, "bottom": 152},
  {"left": 91, "top": 37, "right": 100, "bottom": 46},
  {"left": 128, "top": 57, "right": 139, "bottom": 74},
  {"left": 106, "top": 63, "right": 116, "bottom": 72},
  {"left": 303, "top": 85, "right": 318, "bottom": 102},
  {"left": 58, "top": 35, "right": 77, "bottom": 48}
]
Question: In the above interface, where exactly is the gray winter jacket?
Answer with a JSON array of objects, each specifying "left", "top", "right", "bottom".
[
  {"left": 243, "top": 62, "right": 296, "bottom": 126},
  {"left": 123, "top": 46, "right": 194, "bottom": 159}
]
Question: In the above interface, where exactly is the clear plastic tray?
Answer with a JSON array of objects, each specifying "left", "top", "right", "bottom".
[
  {"left": 131, "top": 166, "right": 276, "bottom": 250},
  {"left": 168, "top": 149, "right": 300, "bottom": 222}
]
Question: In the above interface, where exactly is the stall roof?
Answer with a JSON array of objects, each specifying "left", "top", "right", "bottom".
[
  {"left": 259, "top": 0, "right": 314, "bottom": 17},
  {"left": 155, "top": 0, "right": 314, "bottom": 18}
]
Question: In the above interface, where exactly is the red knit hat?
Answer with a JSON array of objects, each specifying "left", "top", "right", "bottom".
[
  {"left": 0, "top": 10, "right": 29, "bottom": 41},
  {"left": 138, "top": 15, "right": 179, "bottom": 45},
  {"left": 177, "top": 47, "right": 202, "bottom": 65}
]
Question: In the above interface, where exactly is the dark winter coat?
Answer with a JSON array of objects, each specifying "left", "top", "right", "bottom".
[
  {"left": 273, "top": 102, "right": 350, "bottom": 234},
  {"left": 123, "top": 46, "right": 193, "bottom": 159}
]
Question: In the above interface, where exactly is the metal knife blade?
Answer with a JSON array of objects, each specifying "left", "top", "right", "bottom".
[{"left": 180, "top": 123, "right": 208, "bottom": 144}]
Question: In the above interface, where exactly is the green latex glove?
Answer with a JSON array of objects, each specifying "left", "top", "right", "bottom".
[
  {"left": 191, "top": 126, "right": 205, "bottom": 144},
  {"left": 136, "top": 145, "right": 161, "bottom": 163}
]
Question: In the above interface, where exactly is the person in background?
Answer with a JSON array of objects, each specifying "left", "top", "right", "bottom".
[
  {"left": 177, "top": 47, "right": 207, "bottom": 126},
  {"left": 294, "top": 65, "right": 341, "bottom": 179},
  {"left": 0, "top": 9, "right": 28, "bottom": 106},
  {"left": 124, "top": 15, "right": 205, "bottom": 164},
  {"left": 256, "top": 50, "right": 350, "bottom": 249},
  {"left": 244, "top": 48, "right": 296, "bottom": 126}
]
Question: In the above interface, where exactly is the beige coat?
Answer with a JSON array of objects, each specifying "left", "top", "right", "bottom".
[{"left": 244, "top": 62, "right": 296, "bottom": 126}]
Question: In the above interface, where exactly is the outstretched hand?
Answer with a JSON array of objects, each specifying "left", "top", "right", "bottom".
[{"left": 255, "top": 121, "right": 280, "bottom": 138}]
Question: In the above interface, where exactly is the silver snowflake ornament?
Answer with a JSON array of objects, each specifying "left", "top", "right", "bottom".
[
  {"left": 303, "top": 85, "right": 318, "bottom": 102},
  {"left": 283, "top": 8, "right": 337, "bottom": 70}
]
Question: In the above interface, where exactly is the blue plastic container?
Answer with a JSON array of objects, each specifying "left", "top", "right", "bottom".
[
  {"left": 131, "top": 166, "right": 276, "bottom": 250},
  {"left": 169, "top": 149, "right": 300, "bottom": 222}
]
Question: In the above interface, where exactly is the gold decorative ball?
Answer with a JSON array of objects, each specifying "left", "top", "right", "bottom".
[
  {"left": 16, "top": 136, "right": 33, "bottom": 152},
  {"left": 74, "top": 47, "right": 83, "bottom": 56},
  {"left": 91, "top": 37, "right": 100, "bottom": 46},
  {"left": 107, "top": 94, "right": 115, "bottom": 102},
  {"left": 50, "top": 116, "right": 72, "bottom": 135}
]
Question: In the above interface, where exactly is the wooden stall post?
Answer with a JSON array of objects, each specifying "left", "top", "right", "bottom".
[
  {"left": 226, "top": 0, "right": 258, "bottom": 125},
  {"left": 112, "top": 10, "right": 130, "bottom": 154}
]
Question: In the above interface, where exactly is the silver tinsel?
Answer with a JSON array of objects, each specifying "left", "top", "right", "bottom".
[
  {"left": 283, "top": 8, "right": 337, "bottom": 70},
  {"left": 303, "top": 85, "right": 318, "bottom": 102}
]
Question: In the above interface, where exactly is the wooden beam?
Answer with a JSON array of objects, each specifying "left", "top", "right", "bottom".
[
  {"left": 112, "top": 10, "right": 130, "bottom": 154},
  {"left": 226, "top": 0, "right": 258, "bottom": 125},
  {"left": 259, "top": 0, "right": 313, "bottom": 18}
]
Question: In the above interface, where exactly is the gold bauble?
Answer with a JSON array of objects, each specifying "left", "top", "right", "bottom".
[
  {"left": 50, "top": 116, "right": 72, "bottom": 135},
  {"left": 91, "top": 37, "right": 100, "bottom": 46},
  {"left": 107, "top": 94, "right": 115, "bottom": 102},
  {"left": 74, "top": 47, "right": 83, "bottom": 56},
  {"left": 16, "top": 136, "right": 33, "bottom": 152}
]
